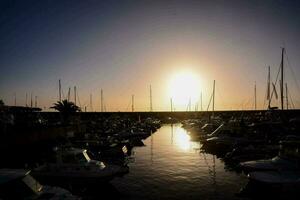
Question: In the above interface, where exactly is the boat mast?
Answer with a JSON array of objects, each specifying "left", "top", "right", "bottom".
[
  {"left": 212, "top": 80, "right": 215, "bottom": 114},
  {"left": 131, "top": 95, "right": 134, "bottom": 112},
  {"left": 150, "top": 85, "right": 153, "bottom": 112},
  {"left": 35, "top": 96, "right": 37, "bottom": 108},
  {"left": 14, "top": 92, "right": 16, "bottom": 106},
  {"left": 67, "top": 87, "right": 71, "bottom": 101},
  {"left": 30, "top": 93, "right": 33, "bottom": 108},
  {"left": 267, "top": 66, "right": 271, "bottom": 109},
  {"left": 101, "top": 89, "right": 103, "bottom": 112},
  {"left": 170, "top": 98, "right": 173, "bottom": 112},
  {"left": 25, "top": 93, "right": 28, "bottom": 107},
  {"left": 200, "top": 92, "right": 203, "bottom": 111},
  {"left": 74, "top": 86, "right": 77, "bottom": 105},
  {"left": 59, "top": 79, "right": 61, "bottom": 102},
  {"left": 90, "top": 94, "right": 93, "bottom": 112},
  {"left": 286, "top": 83, "right": 288, "bottom": 110},
  {"left": 254, "top": 82, "right": 257, "bottom": 110},
  {"left": 280, "top": 48, "right": 285, "bottom": 110}
]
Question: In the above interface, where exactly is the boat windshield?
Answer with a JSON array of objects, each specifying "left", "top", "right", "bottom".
[
  {"left": 22, "top": 174, "right": 43, "bottom": 194},
  {"left": 83, "top": 150, "right": 91, "bottom": 162},
  {"left": 208, "top": 124, "right": 224, "bottom": 136}
]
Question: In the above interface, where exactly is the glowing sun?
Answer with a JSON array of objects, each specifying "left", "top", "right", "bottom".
[{"left": 168, "top": 71, "right": 201, "bottom": 106}]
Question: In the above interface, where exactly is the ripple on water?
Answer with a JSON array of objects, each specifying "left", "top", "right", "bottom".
[{"left": 111, "top": 124, "right": 247, "bottom": 200}]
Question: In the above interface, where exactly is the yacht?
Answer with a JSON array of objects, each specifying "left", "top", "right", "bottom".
[
  {"left": 31, "top": 147, "right": 129, "bottom": 187},
  {"left": 240, "top": 140, "right": 300, "bottom": 172},
  {"left": 0, "top": 168, "right": 79, "bottom": 199}
]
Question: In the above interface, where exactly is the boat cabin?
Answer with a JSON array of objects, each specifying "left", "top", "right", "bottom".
[{"left": 0, "top": 169, "right": 42, "bottom": 199}]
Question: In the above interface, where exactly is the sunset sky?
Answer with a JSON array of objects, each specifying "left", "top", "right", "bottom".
[{"left": 1, "top": 0, "right": 300, "bottom": 111}]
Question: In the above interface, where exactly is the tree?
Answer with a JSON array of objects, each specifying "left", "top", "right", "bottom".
[
  {"left": 51, "top": 99, "right": 80, "bottom": 124},
  {"left": 51, "top": 99, "right": 80, "bottom": 113}
]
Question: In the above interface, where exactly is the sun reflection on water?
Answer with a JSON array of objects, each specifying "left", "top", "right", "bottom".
[{"left": 173, "top": 127, "right": 191, "bottom": 151}]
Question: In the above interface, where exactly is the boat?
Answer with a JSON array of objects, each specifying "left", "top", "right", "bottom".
[
  {"left": 248, "top": 170, "right": 300, "bottom": 185},
  {"left": 240, "top": 140, "right": 300, "bottom": 172},
  {"left": 31, "top": 147, "right": 129, "bottom": 187},
  {"left": 0, "top": 168, "right": 79, "bottom": 199},
  {"left": 238, "top": 170, "right": 300, "bottom": 198}
]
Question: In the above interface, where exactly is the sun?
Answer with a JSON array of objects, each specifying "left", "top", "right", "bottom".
[
  {"left": 174, "top": 127, "right": 191, "bottom": 151},
  {"left": 168, "top": 71, "right": 201, "bottom": 108}
]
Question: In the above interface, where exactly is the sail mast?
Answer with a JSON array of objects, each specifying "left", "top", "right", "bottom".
[
  {"left": 25, "top": 93, "right": 28, "bottom": 107},
  {"left": 30, "top": 93, "right": 33, "bottom": 108},
  {"left": 286, "top": 83, "right": 288, "bottom": 110},
  {"left": 131, "top": 95, "right": 134, "bottom": 112},
  {"left": 212, "top": 80, "right": 215, "bottom": 113},
  {"left": 101, "top": 89, "right": 103, "bottom": 112},
  {"left": 14, "top": 93, "right": 16, "bottom": 106},
  {"left": 35, "top": 96, "right": 37, "bottom": 108},
  {"left": 150, "top": 85, "right": 153, "bottom": 112},
  {"left": 59, "top": 79, "right": 61, "bottom": 102},
  {"left": 254, "top": 82, "right": 257, "bottom": 110},
  {"left": 200, "top": 92, "right": 203, "bottom": 111},
  {"left": 67, "top": 87, "right": 70, "bottom": 101},
  {"left": 90, "top": 94, "right": 93, "bottom": 112},
  {"left": 74, "top": 86, "right": 77, "bottom": 105},
  {"left": 267, "top": 66, "right": 271, "bottom": 109},
  {"left": 280, "top": 48, "right": 284, "bottom": 110}
]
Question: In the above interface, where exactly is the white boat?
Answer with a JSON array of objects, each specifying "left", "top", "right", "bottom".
[
  {"left": 0, "top": 168, "right": 79, "bottom": 199},
  {"left": 240, "top": 156, "right": 299, "bottom": 172},
  {"left": 31, "top": 147, "right": 129, "bottom": 186},
  {"left": 240, "top": 140, "right": 300, "bottom": 172},
  {"left": 238, "top": 170, "right": 300, "bottom": 198},
  {"left": 248, "top": 171, "right": 300, "bottom": 185}
]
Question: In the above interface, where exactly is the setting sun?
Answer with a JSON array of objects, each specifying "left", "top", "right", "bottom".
[
  {"left": 168, "top": 71, "right": 201, "bottom": 108},
  {"left": 174, "top": 127, "right": 191, "bottom": 151}
]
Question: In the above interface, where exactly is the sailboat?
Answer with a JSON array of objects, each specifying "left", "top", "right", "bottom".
[{"left": 267, "top": 48, "right": 286, "bottom": 111}]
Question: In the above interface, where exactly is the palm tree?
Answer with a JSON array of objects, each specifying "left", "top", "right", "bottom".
[
  {"left": 51, "top": 99, "right": 80, "bottom": 113},
  {"left": 51, "top": 99, "right": 80, "bottom": 124}
]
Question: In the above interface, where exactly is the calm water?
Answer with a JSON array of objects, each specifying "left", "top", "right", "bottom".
[{"left": 111, "top": 124, "right": 248, "bottom": 200}]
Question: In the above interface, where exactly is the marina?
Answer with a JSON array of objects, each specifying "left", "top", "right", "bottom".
[
  {"left": 1, "top": 110, "right": 300, "bottom": 199},
  {"left": 1, "top": 1, "right": 300, "bottom": 199}
]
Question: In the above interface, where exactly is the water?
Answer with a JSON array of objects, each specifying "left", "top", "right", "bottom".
[{"left": 111, "top": 124, "right": 248, "bottom": 200}]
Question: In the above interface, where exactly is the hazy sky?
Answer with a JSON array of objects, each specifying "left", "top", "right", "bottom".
[{"left": 1, "top": 0, "right": 300, "bottom": 111}]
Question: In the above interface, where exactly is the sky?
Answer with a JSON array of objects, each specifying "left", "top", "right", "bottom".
[{"left": 1, "top": 0, "right": 300, "bottom": 111}]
